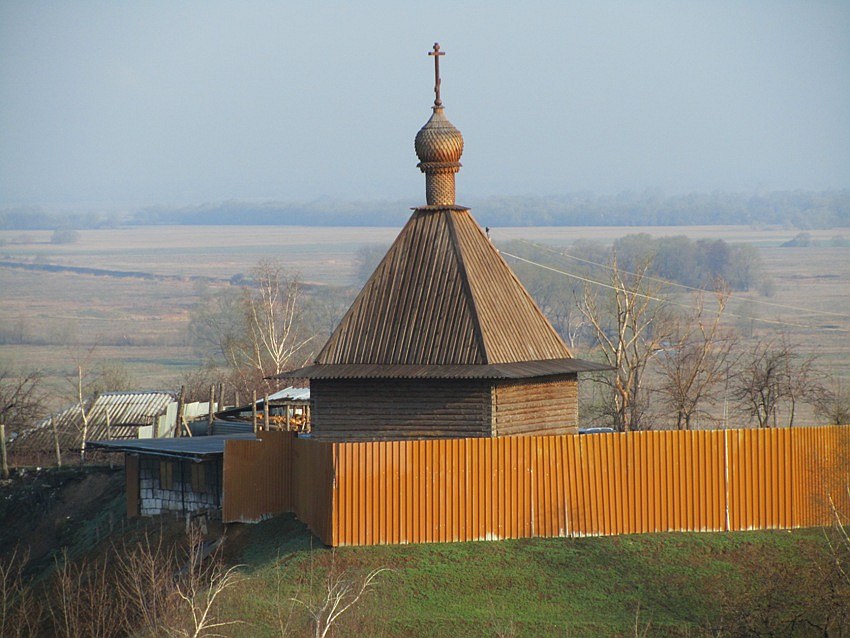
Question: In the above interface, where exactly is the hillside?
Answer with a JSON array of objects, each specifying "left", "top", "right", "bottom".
[{"left": 2, "top": 466, "right": 848, "bottom": 637}]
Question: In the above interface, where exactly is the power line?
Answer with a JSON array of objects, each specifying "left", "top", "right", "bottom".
[
  {"left": 516, "top": 239, "right": 848, "bottom": 319},
  {"left": 500, "top": 250, "right": 849, "bottom": 333}
]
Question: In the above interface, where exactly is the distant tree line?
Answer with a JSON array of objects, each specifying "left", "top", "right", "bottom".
[
  {"left": 476, "top": 190, "right": 850, "bottom": 228},
  {"left": 503, "top": 233, "right": 769, "bottom": 294},
  {"left": 130, "top": 190, "right": 850, "bottom": 228},
  {"left": 3, "top": 189, "right": 848, "bottom": 230},
  {"left": 610, "top": 234, "right": 766, "bottom": 292},
  {"left": 0, "top": 209, "right": 116, "bottom": 231}
]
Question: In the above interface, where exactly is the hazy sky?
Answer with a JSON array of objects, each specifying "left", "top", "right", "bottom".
[{"left": 1, "top": 1, "right": 849, "bottom": 211}]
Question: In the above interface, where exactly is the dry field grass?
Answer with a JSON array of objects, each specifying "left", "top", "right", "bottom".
[{"left": 1, "top": 224, "right": 847, "bottom": 418}]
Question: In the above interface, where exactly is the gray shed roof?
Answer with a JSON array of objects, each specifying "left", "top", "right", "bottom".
[
  {"left": 11, "top": 391, "right": 177, "bottom": 451},
  {"left": 267, "top": 386, "right": 310, "bottom": 401},
  {"left": 87, "top": 433, "right": 256, "bottom": 461}
]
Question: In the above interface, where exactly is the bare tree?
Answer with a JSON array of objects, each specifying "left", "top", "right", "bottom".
[
  {"left": 243, "top": 260, "right": 313, "bottom": 382},
  {"left": 189, "top": 260, "right": 314, "bottom": 396},
  {"left": 114, "top": 531, "right": 180, "bottom": 635},
  {"left": 814, "top": 377, "right": 850, "bottom": 425},
  {"left": 730, "top": 334, "right": 825, "bottom": 428},
  {"left": 65, "top": 345, "right": 100, "bottom": 464},
  {"left": 655, "top": 285, "right": 737, "bottom": 430},
  {"left": 63, "top": 345, "right": 136, "bottom": 462},
  {"left": 0, "top": 368, "right": 47, "bottom": 436},
  {"left": 291, "top": 552, "right": 387, "bottom": 638},
  {"left": 301, "top": 285, "right": 356, "bottom": 345},
  {"left": 525, "top": 275, "right": 586, "bottom": 350},
  {"left": 50, "top": 550, "right": 127, "bottom": 638},
  {"left": 579, "top": 254, "right": 673, "bottom": 432},
  {"left": 169, "top": 527, "right": 242, "bottom": 638},
  {"left": 0, "top": 547, "right": 44, "bottom": 638},
  {"left": 353, "top": 244, "right": 389, "bottom": 286}
]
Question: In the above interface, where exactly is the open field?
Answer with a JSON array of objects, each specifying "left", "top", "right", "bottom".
[
  {"left": 1, "top": 224, "right": 848, "bottom": 417},
  {"left": 2, "top": 224, "right": 845, "bottom": 279}
]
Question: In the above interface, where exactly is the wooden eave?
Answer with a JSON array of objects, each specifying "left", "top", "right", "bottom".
[{"left": 277, "top": 358, "right": 610, "bottom": 380}]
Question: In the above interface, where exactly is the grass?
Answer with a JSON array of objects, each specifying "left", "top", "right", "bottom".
[
  {"left": 5, "top": 466, "right": 847, "bottom": 637},
  {"left": 212, "top": 515, "right": 841, "bottom": 637}
]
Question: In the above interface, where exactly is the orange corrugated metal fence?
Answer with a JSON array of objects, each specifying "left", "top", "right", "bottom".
[
  {"left": 327, "top": 427, "right": 850, "bottom": 546},
  {"left": 221, "top": 426, "right": 850, "bottom": 546}
]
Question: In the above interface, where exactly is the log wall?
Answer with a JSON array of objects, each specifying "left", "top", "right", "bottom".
[
  {"left": 310, "top": 378, "right": 492, "bottom": 441},
  {"left": 491, "top": 375, "right": 578, "bottom": 436}
]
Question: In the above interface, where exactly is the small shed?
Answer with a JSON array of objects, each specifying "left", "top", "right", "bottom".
[
  {"left": 89, "top": 434, "right": 255, "bottom": 518},
  {"left": 10, "top": 391, "right": 178, "bottom": 454},
  {"left": 215, "top": 386, "right": 310, "bottom": 432}
]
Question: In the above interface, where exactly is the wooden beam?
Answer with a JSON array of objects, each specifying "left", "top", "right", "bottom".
[
  {"left": 51, "top": 417, "right": 62, "bottom": 467},
  {"left": 175, "top": 385, "right": 185, "bottom": 438},
  {"left": 0, "top": 423, "right": 8, "bottom": 479},
  {"left": 207, "top": 384, "right": 215, "bottom": 435},
  {"left": 252, "top": 390, "right": 258, "bottom": 433}
]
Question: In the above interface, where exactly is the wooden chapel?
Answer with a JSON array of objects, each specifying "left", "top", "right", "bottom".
[{"left": 280, "top": 43, "right": 605, "bottom": 441}]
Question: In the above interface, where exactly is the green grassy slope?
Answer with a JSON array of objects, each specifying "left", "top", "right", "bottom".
[
  {"left": 218, "top": 515, "right": 848, "bottom": 637},
  {"left": 4, "top": 468, "right": 847, "bottom": 636}
]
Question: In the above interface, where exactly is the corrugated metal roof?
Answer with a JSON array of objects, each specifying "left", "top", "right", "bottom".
[
  {"left": 215, "top": 386, "right": 311, "bottom": 420},
  {"left": 211, "top": 421, "right": 254, "bottom": 436},
  {"left": 11, "top": 391, "right": 176, "bottom": 452},
  {"left": 280, "top": 358, "right": 609, "bottom": 380},
  {"left": 267, "top": 386, "right": 310, "bottom": 401},
  {"left": 314, "top": 207, "right": 572, "bottom": 367},
  {"left": 88, "top": 433, "right": 256, "bottom": 460}
]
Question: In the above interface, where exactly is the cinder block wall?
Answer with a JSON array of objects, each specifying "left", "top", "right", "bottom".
[{"left": 138, "top": 458, "right": 220, "bottom": 516}]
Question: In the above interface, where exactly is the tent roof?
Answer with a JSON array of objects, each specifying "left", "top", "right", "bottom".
[{"left": 314, "top": 207, "right": 572, "bottom": 368}]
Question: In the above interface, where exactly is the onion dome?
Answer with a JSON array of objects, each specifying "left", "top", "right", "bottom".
[
  {"left": 415, "top": 43, "right": 463, "bottom": 207},
  {"left": 415, "top": 107, "right": 464, "bottom": 164}
]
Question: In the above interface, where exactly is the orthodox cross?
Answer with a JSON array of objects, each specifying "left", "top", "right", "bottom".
[{"left": 429, "top": 42, "right": 445, "bottom": 107}]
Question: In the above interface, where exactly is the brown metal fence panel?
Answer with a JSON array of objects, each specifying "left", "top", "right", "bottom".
[
  {"left": 291, "top": 437, "right": 335, "bottom": 544},
  {"left": 326, "top": 427, "right": 850, "bottom": 547},
  {"left": 223, "top": 431, "right": 292, "bottom": 523}
]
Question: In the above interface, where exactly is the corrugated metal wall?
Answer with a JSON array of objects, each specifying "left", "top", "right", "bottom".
[
  {"left": 219, "top": 426, "right": 849, "bottom": 546},
  {"left": 223, "top": 431, "right": 292, "bottom": 523},
  {"left": 328, "top": 427, "right": 850, "bottom": 546},
  {"left": 291, "top": 437, "right": 335, "bottom": 543}
]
